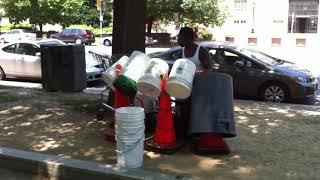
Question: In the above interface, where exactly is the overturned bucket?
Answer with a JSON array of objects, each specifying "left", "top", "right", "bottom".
[
  {"left": 166, "top": 59, "right": 196, "bottom": 99},
  {"left": 114, "top": 51, "right": 150, "bottom": 95},
  {"left": 137, "top": 58, "right": 169, "bottom": 97},
  {"left": 102, "top": 56, "right": 130, "bottom": 91},
  {"left": 115, "top": 107, "right": 145, "bottom": 168}
]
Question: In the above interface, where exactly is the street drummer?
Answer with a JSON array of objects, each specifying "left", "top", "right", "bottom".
[{"left": 176, "top": 27, "right": 236, "bottom": 155}]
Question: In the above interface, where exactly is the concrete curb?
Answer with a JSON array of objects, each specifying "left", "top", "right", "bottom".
[{"left": 0, "top": 146, "right": 193, "bottom": 180}]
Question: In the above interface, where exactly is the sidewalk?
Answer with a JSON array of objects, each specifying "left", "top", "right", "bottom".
[{"left": 0, "top": 85, "right": 320, "bottom": 179}]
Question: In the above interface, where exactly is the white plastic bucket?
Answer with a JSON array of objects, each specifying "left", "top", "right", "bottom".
[
  {"left": 137, "top": 58, "right": 169, "bottom": 98},
  {"left": 102, "top": 56, "right": 130, "bottom": 91},
  {"left": 115, "top": 107, "right": 145, "bottom": 168},
  {"left": 116, "top": 136, "right": 144, "bottom": 168},
  {"left": 121, "top": 51, "right": 151, "bottom": 82},
  {"left": 166, "top": 59, "right": 196, "bottom": 99}
]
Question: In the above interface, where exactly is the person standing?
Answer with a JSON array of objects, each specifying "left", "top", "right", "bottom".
[{"left": 176, "top": 27, "right": 236, "bottom": 155}]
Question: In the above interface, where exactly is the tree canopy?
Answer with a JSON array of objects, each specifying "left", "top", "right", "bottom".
[
  {"left": 146, "top": 0, "right": 228, "bottom": 26},
  {"left": 0, "top": 0, "right": 84, "bottom": 31}
]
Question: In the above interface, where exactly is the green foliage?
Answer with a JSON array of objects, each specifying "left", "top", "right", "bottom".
[
  {"left": 197, "top": 27, "right": 216, "bottom": 41},
  {"left": 146, "top": 0, "right": 228, "bottom": 26},
  {"left": 68, "top": 0, "right": 113, "bottom": 28},
  {"left": 0, "top": 0, "right": 85, "bottom": 31}
]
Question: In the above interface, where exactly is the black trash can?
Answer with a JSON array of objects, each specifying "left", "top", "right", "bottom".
[{"left": 41, "top": 45, "right": 86, "bottom": 92}]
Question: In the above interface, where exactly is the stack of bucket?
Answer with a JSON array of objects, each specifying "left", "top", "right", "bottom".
[
  {"left": 114, "top": 51, "right": 151, "bottom": 95},
  {"left": 102, "top": 56, "right": 130, "bottom": 90},
  {"left": 115, "top": 107, "right": 145, "bottom": 168},
  {"left": 137, "top": 58, "right": 169, "bottom": 98},
  {"left": 166, "top": 59, "right": 196, "bottom": 99}
]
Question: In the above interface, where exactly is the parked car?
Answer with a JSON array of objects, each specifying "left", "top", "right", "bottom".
[
  {"left": 100, "top": 36, "right": 153, "bottom": 46},
  {"left": 0, "top": 29, "right": 37, "bottom": 44},
  {"left": 0, "top": 39, "right": 102, "bottom": 82},
  {"left": 50, "top": 28, "right": 95, "bottom": 45},
  {"left": 149, "top": 42, "right": 318, "bottom": 103}
]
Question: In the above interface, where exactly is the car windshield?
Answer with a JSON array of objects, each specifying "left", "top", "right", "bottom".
[{"left": 235, "top": 48, "right": 275, "bottom": 65}]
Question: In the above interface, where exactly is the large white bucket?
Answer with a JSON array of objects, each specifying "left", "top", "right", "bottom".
[
  {"left": 166, "top": 59, "right": 196, "bottom": 99},
  {"left": 115, "top": 107, "right": 145, "bottom": 168},
  {"left": 102, "top": 56, "right": 130, "bottom": 90},
  {"left": 116, "top": 136, "right": 144, "bottom": 168},
  {"left": 121, "top": 51, "right": 151, "bottom": 82},
  {"left": 137, "top": 58, "right": 169, "bottom": 97}
]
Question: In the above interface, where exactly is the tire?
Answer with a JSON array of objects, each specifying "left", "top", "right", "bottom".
[
  {"left": 261, "top": 83, "right": 289, "bottom": 103},
  {"left": 96, "top": 108, "right": 105, "bottom": 120},
  {"left": 75, "top": 38, "right": 82, "bottom": 45},
  {"left": 0, "top": 38, "right": 5, "bottom": 44},
  {"left": 103, "top": 39, "right": 111, "bottom": 46},
  {"left": 0, "top": 67, "right": 5, "bottom": 80}
]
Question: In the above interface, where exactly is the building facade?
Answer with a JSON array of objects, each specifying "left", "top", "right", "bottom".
[{"left": 215, "top": 0, "right": 320, "bottom": 50}]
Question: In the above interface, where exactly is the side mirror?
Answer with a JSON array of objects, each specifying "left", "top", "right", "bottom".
[
  {"left": 234, "top": 60, "right": 244, "bottom": 67},
  {"left": 36, "top": 52, "right": 41, "bottom": 57},
  {"left": 246, "top": 61, "right": 252, "bottom": 68}
]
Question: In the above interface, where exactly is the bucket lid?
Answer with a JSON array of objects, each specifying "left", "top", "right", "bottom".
[
  {"left": 113, "top": 75, "right": 137, "bottom": 95},
  {"left": 166, "top": 80, "right": 192, "bottom": 99}
]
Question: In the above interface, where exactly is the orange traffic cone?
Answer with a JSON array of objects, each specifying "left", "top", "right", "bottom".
[
  {"left": 104, "top": 64, "right": 131, "bottom": 142},
  {"left": 194, "top": 133, "right": 230, "bottom": 155},
  {"left": 145, "top": 79, "right": 184, "bottom": 154}
]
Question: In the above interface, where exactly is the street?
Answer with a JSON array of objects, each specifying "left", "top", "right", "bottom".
[{"left": 0, "top": 44, "right": 319, "bottom": 106}]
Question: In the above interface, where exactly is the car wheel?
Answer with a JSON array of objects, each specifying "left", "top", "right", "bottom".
[
  {"left": 75, "top": 38, "right": 82, "bottom": 45},
  {"left": 103, "top": 39, "right": 111, "bottom": 46},
  {"left": 0, "top": 38, "right": 5, "bottom": 44},
  {"left": 0, "top": 67, "right": 5, "bottom": 80},
  {"left": 261, "top": 84, "right": 289, "bottom": 103}
]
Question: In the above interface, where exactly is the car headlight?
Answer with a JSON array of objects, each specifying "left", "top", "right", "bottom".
[{"left": 291, "top": 76, "right": 308, "bottom": 83}]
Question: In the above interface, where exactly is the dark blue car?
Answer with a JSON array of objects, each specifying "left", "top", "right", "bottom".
[{"left": 150, "top": 42, "right": 318, "bottom": 103}]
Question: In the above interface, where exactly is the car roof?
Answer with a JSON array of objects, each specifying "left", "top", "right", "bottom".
[{"left": 0, "top": 39, "right": 66, "bottom": 47}]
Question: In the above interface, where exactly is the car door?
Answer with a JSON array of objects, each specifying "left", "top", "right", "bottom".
[
  {"left": 0, "top": 44, "right": 19, "bottom": 75},
  {"left": 232, "top": 54, "right": 267, "bottom": 97},
  {"left": 68, "top": 29, "right": 78, "bottom": 42},
  {"left": 15, "top": 43, "right": 41, "bottom": 78},
  {"left": 60, "top": 29, "right": 71, "bottom": 42}
]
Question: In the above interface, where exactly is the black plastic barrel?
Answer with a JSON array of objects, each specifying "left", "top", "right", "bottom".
[{"left": 40, "top": 45, "right": 86, "bottom": 92}]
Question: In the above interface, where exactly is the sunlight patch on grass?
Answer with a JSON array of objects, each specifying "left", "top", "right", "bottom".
[
  {"left": 198, "top": 159, "right": 224, "bottom": 170},
  {"left": 232, "top": 166, "right": 256, "bottom": 175}
]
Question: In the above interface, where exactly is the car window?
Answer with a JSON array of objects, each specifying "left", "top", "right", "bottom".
[
  {"left": 61, "top": 29, "right": 71, "bottom": 34},
  {"left": 17, "top": 43, "right": 39, "bottom": 56},
  {"left": 169, "top": 49, "right": 182, "bottom": 60},
  {"left": 85, "top": 30, "right": 93, "bottom": 35},
  {"left": 7, "top": 30, "right": 15, "bottom": 34},
  {"left": 70, "top": 29, "right": 78, "bottom": 33},
  {"left": 2, "top": 44, "right": 16, "bottom": 53}
]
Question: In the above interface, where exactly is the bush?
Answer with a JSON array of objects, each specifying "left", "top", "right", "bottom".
[
  {"left": 196, "top": 27, "right": 216, "bottom": 41},
  {"left": 11, "top": 24, "right": 35, "bottom": 32}
]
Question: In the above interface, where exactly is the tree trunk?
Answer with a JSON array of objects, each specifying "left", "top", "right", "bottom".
[
  {"left": 146, "top": 16, "right": 154, "bottom": 36},
  {"left": 112, "top": 0, "right": 146, "bottom": 58},
  {"left": 39, "top": 24, "right": 43, "bottom": 33}
]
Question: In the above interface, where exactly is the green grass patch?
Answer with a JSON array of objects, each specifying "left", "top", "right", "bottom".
[
  {"left": 0, "top": 95, "right": 20, "bottom": 103},
  {"left": 62, "top": 99, "right": 98, "bottom": 113},
  {"left": 0, "top": 86, "right": 8, "bottom": 90}
]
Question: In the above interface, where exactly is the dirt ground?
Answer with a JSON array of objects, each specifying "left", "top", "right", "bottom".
[{"left": 0, "top": 86, "right": 320, "bottom": 180}]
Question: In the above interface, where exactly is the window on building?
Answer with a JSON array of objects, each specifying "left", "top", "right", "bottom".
[
  {"left": 288, "top": 0, "right": 319, "bottom": 33},
  {"left": 234, "top": 0, "right": 247, "bottom": 12}
]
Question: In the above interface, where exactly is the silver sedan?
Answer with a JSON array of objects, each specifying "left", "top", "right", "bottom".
[{"left": 0, "top": 39, "right": 102, "bottom": 82}]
